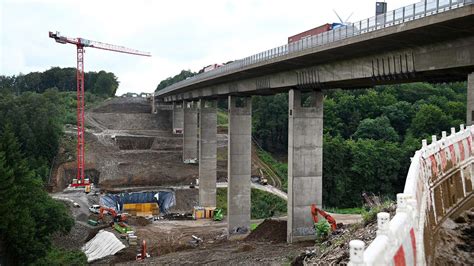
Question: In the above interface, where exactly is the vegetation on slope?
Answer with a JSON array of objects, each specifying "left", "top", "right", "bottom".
[
  {"left": 217, "top": 188, "right": 287, "bottom": 219},
  {"left": 251, "top": 83, "right": 466, "bottom": 208},
  {"left": 0, "top": 67, "right": 119, "bottom": 97},
  {"left": 155, "top": 70, "right": 195, "bottom": 92},
  {"left": 0, "top": 69, "right": 112, "bottom": 264}
]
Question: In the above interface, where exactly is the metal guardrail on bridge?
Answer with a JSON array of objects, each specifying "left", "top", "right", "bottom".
[{"left": 157, "top": 0, "right": 473, "bottom": 97}]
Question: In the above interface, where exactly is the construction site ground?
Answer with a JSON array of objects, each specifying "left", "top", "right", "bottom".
[{"left": 49, "top": 97, "right": 472, "bottom": 264}]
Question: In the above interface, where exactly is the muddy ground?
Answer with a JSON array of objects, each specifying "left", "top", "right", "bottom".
[
  {"left": 434, "top": 207, "right": 474, "bottom": 265},
  {"left": 117, "top": 219, "right": 312, "bottom": 265}
]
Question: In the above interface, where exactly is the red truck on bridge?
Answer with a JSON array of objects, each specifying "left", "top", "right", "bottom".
[{"left": 288, "top": 23, "right": 345, "bottom": 43}]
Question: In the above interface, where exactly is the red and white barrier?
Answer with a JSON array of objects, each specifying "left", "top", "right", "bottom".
[{"left": 349, "top": 124, "right": 474, "bottom": 266}]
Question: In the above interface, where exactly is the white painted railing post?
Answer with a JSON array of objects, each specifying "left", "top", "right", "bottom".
[
  {"left": 376, "top": 212, "right": 390, "bottom": 236},
  {"left": 396, "top": 193, "right": 409, "bottom": 214},
  {"left": 348, "top": 240, "right": 365, "bottom": 266}
]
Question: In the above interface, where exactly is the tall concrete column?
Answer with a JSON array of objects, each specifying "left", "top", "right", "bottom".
[
  {"left": 287, "top": 89, "right": 323, "bottom": 243},
  {"left": 227, "top": 96, "right": 252, "bottom": 236},
  {"left": 183, "top": 100, "right": 198, "bottom": 162},
  {"left": 151, "top": 95, "right": 157, "bottom": 114},
  {"left": 199, "top": 99, "right": 217, "bottom": 207},
  {"left": 467, "top": 73, "right": 474, "bottom": 126},
  {"left": 172, "top": 102, "right": 184, "bottom": 134}
]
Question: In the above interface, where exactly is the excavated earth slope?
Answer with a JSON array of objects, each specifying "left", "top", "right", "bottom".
[
  {"left": 52, "top": 97, "right": 199, "bottom": 189},
  {"left": 86, "top": 97, "right": 198, "bottom": 188}
]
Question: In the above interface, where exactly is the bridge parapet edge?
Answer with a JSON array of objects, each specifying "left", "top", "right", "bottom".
[{"left": 349, "top": 124, "right": 474, "bottom": 265}]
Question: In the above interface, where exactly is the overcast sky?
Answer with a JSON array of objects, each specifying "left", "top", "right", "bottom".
[{"left": 1, "top": 0, "right": 416, "bottom": 95}]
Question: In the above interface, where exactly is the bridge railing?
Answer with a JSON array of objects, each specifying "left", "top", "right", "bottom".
[
  {"left": 156, "top": 0, "right": 473, "bottom": 97},
  {"left": 348, "top": 124, "right": 474, "bottom": 265}
]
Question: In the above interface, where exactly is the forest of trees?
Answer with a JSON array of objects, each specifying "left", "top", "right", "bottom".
[
  {"left": 0, "top": 68, "right": 113, "bottom": 264},
  {"left": 252, "top": 82, "right": 466, "bottom": 207},
  {"left": 155, "top": 70, "right": 195, "bottom": 91},
  {"left": 0, "top": 67, "right": 119, "bottom": 97},
  {"left": 0, "top": 90, "right": 89, "bottom": 264},
  {"left": 156, "top": 70, "right": 467, "bottom": 208}
]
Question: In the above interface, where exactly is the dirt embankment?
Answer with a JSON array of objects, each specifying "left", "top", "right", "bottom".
[
  {"left": 119, "top": 219, "right": 309, "bottom": 265},
  {"left": 434, "top": 207, "right": 474, "bottom": 265},
  {"left": 51, "top": 97, "right": 200, "bottom": 191}
]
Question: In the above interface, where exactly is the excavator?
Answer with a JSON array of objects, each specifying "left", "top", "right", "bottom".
[
  {"left": 311, "top": 204, "right": 337, "bottom": 231},
  {"left": 98, "top": 206, "right": 129, "bottom": 229}
]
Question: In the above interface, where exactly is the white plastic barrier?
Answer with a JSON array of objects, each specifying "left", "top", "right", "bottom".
[{"left": 349, "top": 124, "right": 474, "bottom": 265}]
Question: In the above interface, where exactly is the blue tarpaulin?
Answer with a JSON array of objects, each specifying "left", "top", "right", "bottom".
[{"left": 99, "top": 191, "right": 176, "bottom": 213}]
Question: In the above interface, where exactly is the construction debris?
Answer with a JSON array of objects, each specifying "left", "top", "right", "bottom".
[
  {"left": 162, "top": 212, "right": 194, "bottom": 220},
  {"left": 193, "top": 206, "right": 216, "bottom": 219}
]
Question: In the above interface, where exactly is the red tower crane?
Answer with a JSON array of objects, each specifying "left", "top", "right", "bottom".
[{"left": 49, "top": 31, "right": 151, "bottom": 187}]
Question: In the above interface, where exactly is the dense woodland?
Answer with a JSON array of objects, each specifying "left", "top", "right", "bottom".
[
  {"left": 0, "top": 67, "right": 119, "bottom": 96},
  {"left": 252, "top": 83, "right": 466, "bottom": 207},
  {"left": 0, "top": 67, "right": 111, "bottom": 264},
  {"left": 157, "top": 71, "right": 467, "bottom": 207},
  {"left": 155, "top": 70, "right": 195, "bottom": 91}
]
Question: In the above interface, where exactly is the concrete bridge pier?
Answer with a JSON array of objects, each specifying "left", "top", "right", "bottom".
[
  {"left": 467, "top": 72, "right": 474, "bottom": 126},
  {"left": 183, "top": 100, "right": 198, "bottom": 162},
  {"left": 227, "top": 96, "right": 252, "bottom": 237},
  {"left": 172, "top": 102, "right": 184, "bottom": 134},
  {"left": 198, "top": 99, "right": 217, "bottom": 207},
  {"left": 287, "top": 89, "right": 323, "bottom": 243}
]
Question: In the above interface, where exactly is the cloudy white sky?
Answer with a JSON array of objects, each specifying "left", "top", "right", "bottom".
[{"left": 1, "top": 0, "right": 416, "bottom": 95}]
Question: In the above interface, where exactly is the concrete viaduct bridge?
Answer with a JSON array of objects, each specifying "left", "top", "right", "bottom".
[{"left": 154, "top": 0, "right": 474, "bottom": 244}]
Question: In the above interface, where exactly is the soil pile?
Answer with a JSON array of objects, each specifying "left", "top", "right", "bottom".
[
  {"left": 246, "top": 219, "right": 287, "bottom": 242},
  {"left": 434, "top": 207, "right": 474, "bottom": 265}
]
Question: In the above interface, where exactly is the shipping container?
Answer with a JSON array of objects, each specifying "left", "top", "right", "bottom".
[{"left": 288, "top": 23, "right": 332, "bottom": 43}]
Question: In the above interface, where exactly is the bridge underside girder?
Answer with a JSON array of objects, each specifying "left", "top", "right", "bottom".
[{"left": 163, "top": 36, "right": 474, "bottom": 102}]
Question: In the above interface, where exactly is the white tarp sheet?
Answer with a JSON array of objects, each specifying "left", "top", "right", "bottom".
[{"left": 82, "top": 230, "right": 125, "bottom": 262}]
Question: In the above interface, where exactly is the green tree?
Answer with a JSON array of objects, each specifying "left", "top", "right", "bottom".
[
  {"left": 323, "top": 135, "right": 353, "bottom": 207},
  {"left": 357, "top": 90, "right": 397, "bottom": 119},
  {"left": 0, "top": 67, "right": 118, "bottom": 97},
  {"left": 156, "top": 70, "right": 196, "bottom": 91},
  {"left": 409, "top": 104, "right": 453, "bottom": 138},
  {"left": 0, "top": 125, "right": 74, "bottom": 263},
  {"left": 323, "top": 98, "right": 343, "bottom": 136},
  {"left": 381, "top": 101, "right": 414, "bottom": 136},
  {"left": 91, "top": 70, "right": 119, "bottom": 96},
  {"left": 353, "top": 116, "right": 399, "bottom": 142},
  {"left": 349, "top": 139, "right": 402, "bottom": 200},
  {"left": 252, "top": 94, "right": 288, "bottom": 151}
]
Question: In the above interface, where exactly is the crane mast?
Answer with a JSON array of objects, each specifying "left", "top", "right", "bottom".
[{"left": 49, "top": 31, "right": 150, "bottom": 188}]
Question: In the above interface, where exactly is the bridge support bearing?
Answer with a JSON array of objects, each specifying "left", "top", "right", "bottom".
[
  {"left": 199, "top": 99, "right": 217, "bottom": 207},
  {"left": 287, "top": 89, "right": 323, "bottom": 243},
  {"left": 467, "top": 73, "right": 474, "bottom": 126},
  {"left": 183, "top": 101, "right": 198, "bottom": 161},
  {"left": 227, "top": 96, "right": 252, "bottom": 237},
  {"left": 172, "top": 102, "right": 184, "bottom": 134}
]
